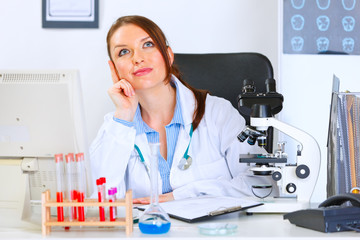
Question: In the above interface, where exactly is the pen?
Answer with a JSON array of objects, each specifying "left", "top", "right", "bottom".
[{"left": 209, "top": 206, "right": 243, "bottom": 216}]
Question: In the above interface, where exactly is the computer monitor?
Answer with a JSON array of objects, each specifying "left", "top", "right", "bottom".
[{"left": 0, "top": 70, "right": 91, "bottom": 226}]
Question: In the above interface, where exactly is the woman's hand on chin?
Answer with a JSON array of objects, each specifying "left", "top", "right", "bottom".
[{"left": 108, "top": 60, "right": 138, "bottom": 121}]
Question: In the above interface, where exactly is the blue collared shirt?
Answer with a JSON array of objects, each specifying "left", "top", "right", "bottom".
[{"left": 113, "top": 81, "right": 183, "bottom": 194}]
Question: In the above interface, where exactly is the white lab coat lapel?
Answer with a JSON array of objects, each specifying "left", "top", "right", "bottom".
[
  {"left": 172, "top": 125, "right": 191, "bottom": 169},
  {"left": 171, "top": 76, "right": 196, "bottom": 173},
  {"left": 134, "top": 134, "right": 149, "bottom": 165}
]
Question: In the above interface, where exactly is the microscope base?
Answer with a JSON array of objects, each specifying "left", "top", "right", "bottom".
[{"left": 244, "top": 197, "right": 311, "bottom": 213}]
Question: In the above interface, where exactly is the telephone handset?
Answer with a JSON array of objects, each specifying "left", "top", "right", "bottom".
[
  {"left": 284, "top": 193, "right": 360, "bottom": 233},
  {"left": 319, "top": 193, "right": 360, "bottom": 208}
]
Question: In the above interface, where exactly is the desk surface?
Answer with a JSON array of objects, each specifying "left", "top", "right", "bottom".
[{"left": 1, "top": 210, "right": 359, "bottom": 239}]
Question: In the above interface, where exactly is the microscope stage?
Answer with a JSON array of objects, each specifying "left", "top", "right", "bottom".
[{"left": 239, "top": 154, "right": 287, "bottom": 164}]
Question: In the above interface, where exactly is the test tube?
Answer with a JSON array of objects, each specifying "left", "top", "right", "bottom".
[
  {"left": 54, "top": 154, "right": 65, "bottom": 222},
  {"left": 71, "top": 154, "right": 79, "bottom": 217},
  {"left": 65, "top": 153, "right": 77, "bottom": 221},
  {"left": 100, "top": 177, "right": 107, "bottom": 201},
  {"left": 76, "top": 153, "right": 86, "bottom": 222},
  {"left": 100, "top": 177, "right": 107, "bottom": 217},
  {"left": 112, "top": 187, "right": 118, "bottom": 217},
  {"left": 96, "top": 178, "right": 105, "bottom": 221},
  {"left": 108, "top": 189, "right": 116, "bottom": 221}
]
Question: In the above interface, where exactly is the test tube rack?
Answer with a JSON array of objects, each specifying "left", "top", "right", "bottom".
[{"left": 41, "top": 189, "right": 133, "bottom": 236}]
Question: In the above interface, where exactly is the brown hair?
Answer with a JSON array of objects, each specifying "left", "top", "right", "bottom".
[{"left": 106, "top": 15, "right": 208, "bottom": 130}]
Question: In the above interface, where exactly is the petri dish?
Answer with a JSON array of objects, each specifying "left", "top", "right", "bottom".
[{"left": 198, "top": 223, "right": 238, "bottom": 236}]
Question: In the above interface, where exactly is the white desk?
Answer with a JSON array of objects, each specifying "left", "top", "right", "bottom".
[{"left": 1, "top": 210, "right": 359, "bottom": 239}]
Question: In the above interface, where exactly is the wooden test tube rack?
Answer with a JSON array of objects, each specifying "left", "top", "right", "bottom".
[{"left": 41, "top": 189, "right": 133, "bottom": 236}]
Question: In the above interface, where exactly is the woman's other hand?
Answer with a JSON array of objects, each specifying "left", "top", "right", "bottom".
[
  {"left": 107, "top": 60, "right": 138, "bottom": 121},
  {"left": 133, "top": 192, "right": 174, "bottom": 204}
]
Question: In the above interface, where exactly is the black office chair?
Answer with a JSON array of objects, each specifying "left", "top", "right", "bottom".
[{"left": 174, "top": 52, "right": 274, "bottom": 153}]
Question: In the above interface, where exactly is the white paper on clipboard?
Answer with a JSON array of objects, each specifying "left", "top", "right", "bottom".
[{"left": 137, "top": 195, "right": 262, "bottom": 222}]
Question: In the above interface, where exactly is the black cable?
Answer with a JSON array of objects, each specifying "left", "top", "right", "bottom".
[{"left": 343, "top": 224, "right": 360, "bottom": 232}]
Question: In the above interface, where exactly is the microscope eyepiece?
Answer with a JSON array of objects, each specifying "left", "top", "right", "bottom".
[
  {"left": 242, "top": 79, "right": 256, "bottom": 93},
  {"left": 250, "top": 104, "right": 272, "bottom": 118},
  {"left": 265, "top": 78, "right": 276, "bottom": 93}
]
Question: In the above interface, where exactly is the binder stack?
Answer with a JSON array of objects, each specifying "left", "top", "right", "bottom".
[{"left": 327, "top": 80, "right": 360, "bottom": 197}]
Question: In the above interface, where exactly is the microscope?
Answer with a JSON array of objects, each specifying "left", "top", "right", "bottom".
[{"left": 237, "top": 78, "right": 321, "bottom": 213}]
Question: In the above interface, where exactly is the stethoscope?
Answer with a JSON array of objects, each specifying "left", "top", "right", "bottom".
[
  {"left": 134, "top": 123, "right": 194, "bottom": 176},
  {"left": 177, "top": 123, "right": 193, "bottom": 170}
]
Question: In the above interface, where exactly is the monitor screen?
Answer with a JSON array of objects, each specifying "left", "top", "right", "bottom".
[{"left": 0, "top": 70, "right": 90, "bottom": 225}]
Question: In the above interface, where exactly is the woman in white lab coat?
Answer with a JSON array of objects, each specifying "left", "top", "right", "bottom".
[{"left": 90, "top": 15, "right": 258, "bottom": 203}]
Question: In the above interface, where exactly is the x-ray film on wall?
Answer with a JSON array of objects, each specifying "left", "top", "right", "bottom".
[{"left": 283, "top": 0, "right": 360, "bottom": 55}]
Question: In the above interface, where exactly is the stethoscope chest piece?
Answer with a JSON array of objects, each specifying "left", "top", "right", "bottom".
[
  {"left": 178, "top": 155, "right": 192, "bottom": 170},
  {"left": 177, "top": 124, "right": 194, "bottom": 170}
]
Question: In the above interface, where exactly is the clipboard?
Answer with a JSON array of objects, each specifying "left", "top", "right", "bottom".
[{"left": 136, "top": 195, "right": 263, "bottom": 223}]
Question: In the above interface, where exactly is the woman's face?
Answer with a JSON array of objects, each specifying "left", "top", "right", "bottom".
[{"left": 109, "top": 24, "right": 172, "bottom": 91}]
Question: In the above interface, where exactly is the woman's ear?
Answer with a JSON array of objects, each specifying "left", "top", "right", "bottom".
[{"left": 167, "top": 46, "right": 174, "bottom": 66}]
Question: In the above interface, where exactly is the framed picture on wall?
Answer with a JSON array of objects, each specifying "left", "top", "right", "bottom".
[
  {"left": 42, "top": 0, "right": 99, "bottom": 28},
  {"left": 283, "top": 0, "right": 359, "bottom": 55}
]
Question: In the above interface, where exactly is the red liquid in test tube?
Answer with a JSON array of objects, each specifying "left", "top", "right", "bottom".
[
  {"left": 77, "top": 191, "right": 85, "bottom": 221},
  {"left": 96, "top": 178, "right": 105, "bottom": 221},
  {"left": 56, "top": 192, "right": 64, "bottom": 220},
  {"left": 54, "top": 154, "right": 65, "bottom": 222},
  {"left": 100, "top": 177, "right": 107, "bottom": 219},
  {"left": 108, "top": 188, "right": 116, "bottom": 221},
  {"left": 66, "top": 153, "right": 77, "bottom": 221},
  {"left": 71, "top": 189, "right": 78, "bottom": 218},
  {"left": 112, "top": 187, "right": 118, "bottom": 217},
  {"left": 100, "top": 177, "right": 107, "bottom": 201},
  {"left": 76, "top": 153, "right": 86, "bottom": 222}
]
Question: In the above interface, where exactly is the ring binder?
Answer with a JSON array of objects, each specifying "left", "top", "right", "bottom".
[{"left": 327, "top": 75, "right": 360, "bottom": 196}]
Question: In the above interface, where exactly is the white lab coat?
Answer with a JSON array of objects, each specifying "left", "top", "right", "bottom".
[{"left": 90, "top": 76, "right": 261, "bottom": 200}]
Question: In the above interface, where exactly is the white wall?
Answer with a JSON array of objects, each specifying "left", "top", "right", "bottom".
[
  {"left": 0, "top": 0, "right": 278, "bottom": 143},
  {"left": 3, "top": 0, "right": 345, "bottom": 204},
  {"left": 279, "top": 0, "right": 360, "bottom": 203},
  {"left": 279, "top": 54, "right": 360, "bottom": 203},
  {"left": 3, "top": 0, "right": 341, "bottom": 204}
]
